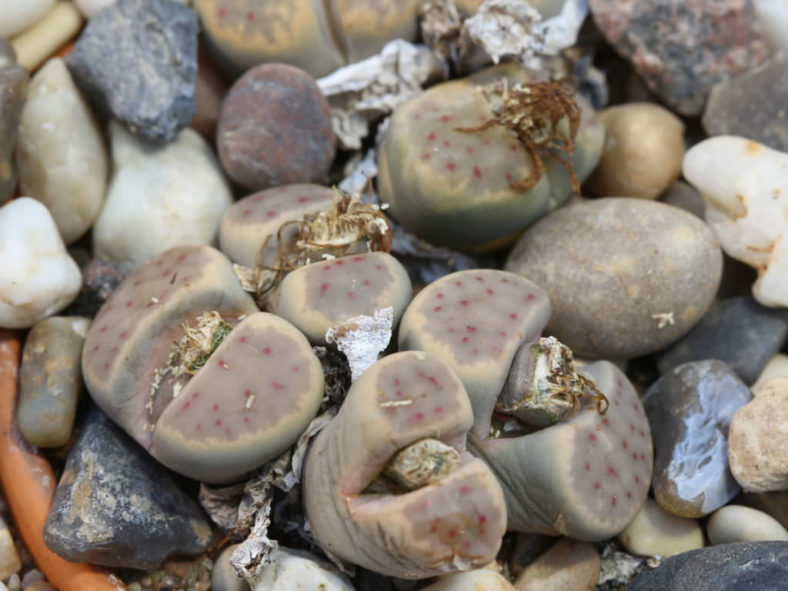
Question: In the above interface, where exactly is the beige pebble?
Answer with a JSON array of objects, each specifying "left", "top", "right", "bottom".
[
  {"left": 421, "top": 570, "right": 515, "bottom": 590},
  {"left": 11, "top": 2, "right": 84, "bottom": 71},
  {"left": 707, "top": 505, "right": 788, "bottom": 545},
  {"left": 0, "top": 515, "right": 21, "bottom": 580},
  {"left": 728, "top": 377, "right": 788, "bottom": 492},
  {"left": 587, "top": 102, "right": 685, "bottom": 200},
  {"left": 513, "top": 537, "right": 599, "bottom": 591},
  {"left": 753, "top": 354, "right": 788, "bottom": 392},
  {"left": 22, "top": 583, "right": 56, "bottom": 591},
  {"left": 617, "top": 498, "right": 704, "bottom": 557}
]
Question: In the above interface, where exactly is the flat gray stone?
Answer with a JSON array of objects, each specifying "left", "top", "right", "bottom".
[
  {"left": 44, "top": 405, "right": 212, "bottom": 569},
  {"left": 0, "top": 39, "right": 27, "bottom": 204},
  {"left": 65, "top": 0, "right": 197, "bottom": 143}
]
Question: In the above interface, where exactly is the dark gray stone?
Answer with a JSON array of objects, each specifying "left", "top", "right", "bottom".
[
  {"left": 44, "top": 405, "right": 212, "bottom": 569},
  {"left": 703, "top": 52, "right": 788, "bottom": 152},
  {"left": 626, "top": 542, "right": 788, "bottom": 591},
  {"left": 659, "top": 181, "right": 705, "bottom": 220},
  {"left": 65, "top": 0, "right": 198, "bottom": 143},
  {"left": 643, "top": 360, "right": 751, "bottom": 519},
  {"left": 657, "top": 297, "right": 788, "bottom": 385},
  {"left": 0, "top": 39, "right": 28, "bottom": 204}
]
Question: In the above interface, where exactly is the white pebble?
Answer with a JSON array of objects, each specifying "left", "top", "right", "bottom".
[
  {"left": 16, "top": 57, "right": 108, "bottom": 244},
  {"left": 683, "top": 136, "right": 788, "bottom": 307},
  {"left": 617, "top": 498, "right": 704, "bottom": 558},
  {"left": 0, "top": 198, "right": 81, "bottom": 329},
  {"left": 0, "top": 0, "right": 54, "bottom": 38},
  {"left": 252, "top": 548, "right": 354, "bottom": 591},
  {"left": 93, "top": 122, "right": 232, "bottom": 273},
  {"left": 707, "top": 505, "right": 788, "bottom": 544}
]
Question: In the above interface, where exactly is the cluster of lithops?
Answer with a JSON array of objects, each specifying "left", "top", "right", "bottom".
[
  {"left": 219, "top": 183, "right": 337, "bottom": 267},
  {"left": 303, "top": 351, "right": 507, "bottom": 578},
  {"left": 195, "top": 0, "right": 420, "bottom": 78},
  {"left": 378, "top": 63, "right": 605, "bottom": 251},
  {"left": 81, "top": 245, "right": 324, "bottom": 483},
  {"left": 270, "top": 252, "right": 412, "bottom": 345}
]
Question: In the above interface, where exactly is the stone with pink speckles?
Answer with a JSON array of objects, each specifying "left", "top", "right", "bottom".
[
  {"left": 153, "top": 312, "right": 324, "bottom": 483},
  {"left": 270, "top": 252, "right": 412, "bottom": 345},
  {"left": 81, "top": 246, "right": 260, "bottom": 478},
  {"left": 378, "top": 63, "right": 604, "bottom": 251},
  {"left": 218, "top": 184, "right": 336, "bottom": 267},
  {"left": 471, "top": 360, "right": 653, "bottom": 540},
  {"left": 398, "top": 269, "right": 550, "bottom": 432},
  {"left": 303, "top": 351, "right": 507, "bottom": 578}
]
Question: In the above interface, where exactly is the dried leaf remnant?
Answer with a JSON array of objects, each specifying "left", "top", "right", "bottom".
[{"left": 457, "top": 77, "right": 582, "bottom": 194}]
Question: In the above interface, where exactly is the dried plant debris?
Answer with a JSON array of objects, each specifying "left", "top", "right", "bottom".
[
  {"left": 457, "top": 77, "right": 582, "bottom": 193},
  {"left": 325, "top": 307, "right": 394, "bottom": 382},
  {"left": 391, "top": 224, "right": 483, "bottom": 286},
  {"left": 314, "top": 346, "right": 353, "bottom": 407},
  {"left": 418, "top": 0, "right": 463, "bottom": 64},
  {"left": 234, "top": 190, "right": 393, "bottom": 308},
  {"left": 317, "top": 40, "right": 445, "bottom": 150},
  {"left": 462, "top": 0, "right": 545, "bottom": 65}
]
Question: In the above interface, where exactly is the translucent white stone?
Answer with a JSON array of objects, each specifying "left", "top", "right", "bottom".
[{"left": 0, "top": 0, "right": 55, "bottom": 38}]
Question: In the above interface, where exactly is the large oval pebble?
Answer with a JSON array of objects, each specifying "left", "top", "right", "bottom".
[{"left": 505, "top": 198, "right": 722, "bottom": 359}]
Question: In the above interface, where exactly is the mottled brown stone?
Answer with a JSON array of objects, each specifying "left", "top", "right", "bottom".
[{"left": 216, "top": 63, "right": 336, "bottom": 191}]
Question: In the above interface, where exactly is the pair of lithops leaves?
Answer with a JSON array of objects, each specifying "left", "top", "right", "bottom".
[
  {"left": 81, "top": 245, "right": 652, "bottom": 580},
  {"left": 302, "top": 268, "right": 652, "bottom": 578}
]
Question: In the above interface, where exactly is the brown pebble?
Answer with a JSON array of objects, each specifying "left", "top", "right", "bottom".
[
  {"left": 216, "top": 63, "right": 336, "bottom": 191},
  {"left": 513, "top": 537, "right": 600, "bottom": 591},
  {"left": 23, "top": 582, "right": 57, "bottom": 591}
]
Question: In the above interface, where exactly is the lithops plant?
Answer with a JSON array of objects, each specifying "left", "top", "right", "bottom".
[
  {"left": 303, "top": 351, "right": 507, "bottom": 578},
  {"left": 398, "top": 269, "right": 550, "bottom": 431},
  {"left": 471, "top": 360, "right": 653, "bottom": 540},
  {"left": 82, "top": 245, "right": 324, "bottom": 483},
  {"left": 270, "top": 252, "right": 412, "bottom": 345},
  {"left": 378, "top": 63, "right": 604, "bottom": 251},
  {"left": 218, "top": 184, "right": 336, "bottom": 267}
]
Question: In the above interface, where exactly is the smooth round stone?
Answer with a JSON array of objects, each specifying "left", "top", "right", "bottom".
[
  {"left": 18, "top": 316, "right": 90, "bottom": 448},
  {"left": 0, "top": 0, "right": 55, "bottom": 37},
  {"left": 683, "top": 136, "right": 788, "bottom": 307},
  {"left": 617, "top": 498, "right": 705, "bottom": 558},
  {"left": 626, "top": 541, "right": 788, "bottom": 591},
  {"left": 644, "top": 360, "right": 751, "bottom": 518},
  {"left": 74, "top": 0, "right": 116, "bottom": 18},
  {"left": 94, "top": 122, "right": 232, "bottom": 273},
  {"left": 251, "top": 548, "right": 354, "bottom": 590},
  {"left": 505, "top": 198, "right": 722, "bottom": 359},
  {"left": 22, "top": 583, "right": 57, "bottom": 591},
  {"left": 708, "top": 505, "right": 788, "bottom": 545},
  {"left": 216, "top": 63, "right": 336, "bottom": 191},
  {"left": 219, "top": 184, "right": 336, "bottom": 267},
  {"left": 0, "top": 42, "right": 28, "bottom": 205},
  {"left": 211, "top": 544, "right": 250, "bottom": 591},
  {"left": 753, "top": 353, "right": 788, "bottom": 391},
  {"left": 513, "top": 538, "right": 599, "bottom": 591},
  {"left": 422, "top": 570, "right": 514, "bottom": 590},
  {"left": 0, "top": 515, "right": 21, "bottom": 581},
  {"left": 16, "top": 57, "right": 108, "bottom": 245},
  {"left": 10, "top": 1, "right": 84, "bottom": 72},
  {"left": 754, "top": 0, "right": 788, "bottom": 52},
  {"left": 587, "top": 102, "right": 685, "bottom": 199},
  {"left": 660, "top": 180, "right": 705, "bottom": 219},
  {"left": 728, "top": 377, "right": 788, "bottom": 493},
  {"left": 0, "top": 198, "right": 82, "bottom": 329}
]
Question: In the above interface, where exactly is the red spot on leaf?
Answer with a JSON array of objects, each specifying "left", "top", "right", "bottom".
[
  {"left": 363, "top": 279, "right": 371, "bottom": 286},
  {"left": 427, "top": 131, "right": 436, "bottom": 141},
  {"left": 461, "top": 300, "right": 469, "bottom": 306},
  {"left": 594, "top": 482, "right": 600, "bottom": 490},
  {"left": 320, "top": 283, "right": 329, "bottom": 297},
  {"left": 272, "top": 381, "right": 285, "bottom": 391},
  {"left": 245, "top": 389, "right": 252, "bottom": 398},
  {"left": 434, "top": 306, "right": 442, "bottom": 312},
  {"left": 440, "top": 115, "right": 450, "bottom": 122},
  {"left": 584, "top": 462, "right": 590, "bottom": 471},
  {"left": 213, "top": 404, "right": 219, "bottom": 411},
  {"left": 434, "top": 406, "right": 443, "bottom": 413},
  {"left": 509, "top": 313, "right": 518, "bottom": 319},
  {"left": 446, "top": 162, "right": 456, "bottom": 171},
  {"left": 611, "top": 496, "right": 617, "bottom": 507},
  {"left": 247, "top": 11, "right": 255, "bottom": 20},
  {"left": 216, "top": 419, "right": 222, "bottom": 426},
  {"left": 443, "top": 140, "right": 450, "bottom": 147},
  {"left": 473, "top": 166, "right": 482, "bottom": 179},
  {"left": 240, "top": 336, "right": 247, "bottom": 343}
]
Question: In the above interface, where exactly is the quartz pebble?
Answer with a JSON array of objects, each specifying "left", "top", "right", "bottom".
[
  {"left": 216, "top": 63, "right": 336, "bottom": 191},
  {"left": 0, "top": 197, "right": 81, "bottom": 329},
  {"left": 0, "top": 41, "right": 27, "bottom": 205},
  {"left": 43, "top": 405, "right": 213, "bottom": 569},
  {"left": 754, "top": 0, "right": 788, "bottom": 52},
  {"left": 587, "top": 102, "right": 685, "bottom": 200},
  {"left": 683, "top": 136, "right": 788, "bottom": 307},
  {"left": 626, "top": 541, "right": 788, "bottom": 591},
  {"left": 251, "top": 548, "right": 354, "bottom": 591},
  {"left": 703, "top": 52, "right": 788, "bottom": 152},
  {"left": 643, "top": 360, "right": 751, "bottom": 518},
  {"left": 753, "top": 354, "right": 788, "bottom": 391},
  {"left": 589, "top": 0, "right": 770, "bottom": 116},
  {"left": 16, "top": 57, "right": 108, "bottom": 245},
  {"left": 18, "top": 316, "right": 89, "bottom": 448},
  {"left": 657, "top": 297, "right": 788, "bottom": 386},
  {"left": 93, "top": 122, "right": 232, "bottom": 273},
  {"left": 10, "top": 1, "right": 84, "bottom": 72},
  {"left": 728, "top": 377, "right": 788, "bottom": 493},
  {"left": 505, "top": 198, "right": 722, "bottom": 359},
  {"left": 707, "top": 505, "right": 788, "bottom": 545},
  {"left": 0, "top": 0, "right": 55, "bottom": 38},
  {"left": 513, "top": 538, "right": 599, "bottom": 591},
  {"left": 0, "top": 515, "right": 21, "bottom": 580},
  {"left": 66, "top": 0, "right": 198, "bottom": 143},
  {"left": 617, "top": 498, "right": 704, "bottom": 558}
]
